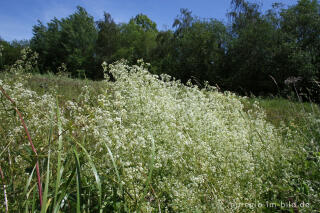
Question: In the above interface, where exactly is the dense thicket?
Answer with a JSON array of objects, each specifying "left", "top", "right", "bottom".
[{"left": 0, "top": 0, "right": 319, "bottom": 100}]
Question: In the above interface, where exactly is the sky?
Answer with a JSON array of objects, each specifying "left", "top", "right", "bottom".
[{"left": 0, "top": 0, "right": 297, "bottom": 42}]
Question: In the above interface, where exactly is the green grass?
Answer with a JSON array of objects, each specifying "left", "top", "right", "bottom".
[
  {"left": 243, "top": 97, "right": 318, "bottom": 126},
  {"left": 0, "top": 71, "right": 106, "bottom": 104},
  {"left": 27, "top": 73, "right": 106, "bottom": 104},
  {"left": 242, "top": 96, "right": 320, "bottom": 212}
]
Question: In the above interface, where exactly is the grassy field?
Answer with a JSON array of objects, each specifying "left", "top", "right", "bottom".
[{"left": 0, "top": 61, "right": 319, "bottom": 212}]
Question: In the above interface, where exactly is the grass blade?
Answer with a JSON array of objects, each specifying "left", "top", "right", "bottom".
[
  {"left": 41, "top": 110, "right": 54, "bottom": 213},
  {"left": 41, "top": 147, "right": 51, "bottom": 213},
  {"left": 73, "top": 148, "right": 81, "bottom": 213},
  {"left": 75, "top": 141, "right": 102, "bottom": 211},
  {"left": 23, "top": 165, "right": 36, "bottom": 210},
  {"left": 53, "top": 159, "right": 76, "bottom": 213},
  {"left": 103, "top": 142, "right": 122, "bottom": 196},
  {"left": 53, "top": 99, "right": 63, "bottom": 208},
  {"left": 23, "top": 165, "right": 36, "bottom": 196},
  {"left": 31, "top": 187, "right": 36, "bottom": 212}
]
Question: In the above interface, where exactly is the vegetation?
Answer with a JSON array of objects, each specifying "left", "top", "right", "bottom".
[
  {"left": 0, "top": 49, "right": 319, "bottom": 212},
  {"left": 0, "top": 38, "right": 29, "bottom": 71},
  {"left": 0, "top": 0, "right": 319, "bottom": 212},
  {"left": 1, "top": 0, "right": 320, "bottom": 100}
]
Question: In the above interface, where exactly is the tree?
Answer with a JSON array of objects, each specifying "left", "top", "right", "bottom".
[
  {"left": 173, "top": 8, "right": 194, "bottom": 37},
  {"left": 163, "top": 9, "right": 228, "bottom": 86},
  {"left": 113, "top": 14, "right": 158, "bottom": 64},
  {"left": 0, "top": 38, "right": 29, "bottom": 71},
  {"left": 279, "top": 0, "right": 320, "bottom": 100},
  {"left": 31, "top": 6, "right": 98, "bottom": 78},
  {"left": 280, "top": 0, "right": 320, "bottom": 77},
  {"left": 96, "top": 12, "right": 120, "bottom": 65},
  {"left": 130, "top": 14, "right": 157, "bottom": 32},
  {"left": 59, "top": 6, "right": 98, "bottom": 78},
  {"left": 31, "top": 19, "right": 65, "bottom": 73},
  {"left": 225, "top": 0, "right": 280, "bottom": 95},
  {"left": 151, "top": 30, "right": 175, "bottom": 75}
]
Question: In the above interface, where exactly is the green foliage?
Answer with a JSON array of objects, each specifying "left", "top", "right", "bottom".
[
  {"left": 31, "top": 6, "right": 98, "bottom": 78},
  {"left": 60, "top": 6, "right": 98, "bottom": 78},
  {"left": 151, "top": 30, "right": 175, "bottom": 75},
  {"left": 152, "top": 9, "right": 228, "bottom": 86},
  {"left": 279, "top": 0, "right": 320, "bottom": 101},
  {"left": 221, "top": 0, "right": 320, "bottom": 99},
  {"left": 96, "top": 12, "right": 120, "bottom": 76},
  {"left": 0, "top": 39, "right": 29, "bottom": 71},
  {"left": 31, "top": 19, "right": 65, "bottom": 73},
  {"left": 113, "top": 15, "right": 158, "bottom": 65},
  {"left": 131, "top": 13, "right": 157, "bottom": 32},
  {"left": 226, "top": 1, "right": 279, "bottom": 94},
  {"left": 175, "top": 16, "right": 228, "bottom": 84}
]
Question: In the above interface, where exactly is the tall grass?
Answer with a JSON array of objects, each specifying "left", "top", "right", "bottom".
[
  {"left": 0, "top": 85, "right": 43, "bottom": 209},
  {"left": 242, "top": 93, "right": 320, "bottom": 211},
  {"left": 0, "top": 53, "right": 319, "bottom": 212}
]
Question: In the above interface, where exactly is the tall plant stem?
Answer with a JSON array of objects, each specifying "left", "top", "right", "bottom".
[
  {"left": 0, "top": 166, "right": 8, "bottom": 212},
  {"left": 0, "top": 86, "right": 43, "bottom": 208}
]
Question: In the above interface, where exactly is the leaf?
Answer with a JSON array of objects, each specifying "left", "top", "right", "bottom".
[
  {"left": 75, "top": 141, "right": 102, "bottom": 211},
  {"left": 53, "top": 99, "right": 63, "bottom": 209},
  {"left": 73, "top": 149, "right": 81, "bottom": 213}
]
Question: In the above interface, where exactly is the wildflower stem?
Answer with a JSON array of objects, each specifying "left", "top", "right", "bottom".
[
  {"left": 0, "top": 86, "right": 43, "bottom": 209},
  {"left": 0, "top": 166, "right": 8, "bottom": 212}
]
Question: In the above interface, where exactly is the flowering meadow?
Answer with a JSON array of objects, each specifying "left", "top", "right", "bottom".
[{"left": 0, "top": 52, "right": 319, "bottom": 212}]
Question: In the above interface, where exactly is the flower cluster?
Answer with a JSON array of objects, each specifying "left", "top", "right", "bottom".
[
  {"left": 0, "top": 59, "right": 305, "bottom": 212},
  {"left": 59, "top": 60, "right": 291, "bottom": 211}
]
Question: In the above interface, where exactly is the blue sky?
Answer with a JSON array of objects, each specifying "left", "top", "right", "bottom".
[{"left": 0, "top": 0, "right": 297, "bottom": 41}]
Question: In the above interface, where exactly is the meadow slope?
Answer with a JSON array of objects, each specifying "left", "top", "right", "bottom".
[{"left": 0, "top": 60, "right": 319, "bottom": 212}]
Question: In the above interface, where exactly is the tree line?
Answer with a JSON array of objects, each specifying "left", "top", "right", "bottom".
[{"left": 1, "top": 0, "right": 319, "bottom": 100}]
